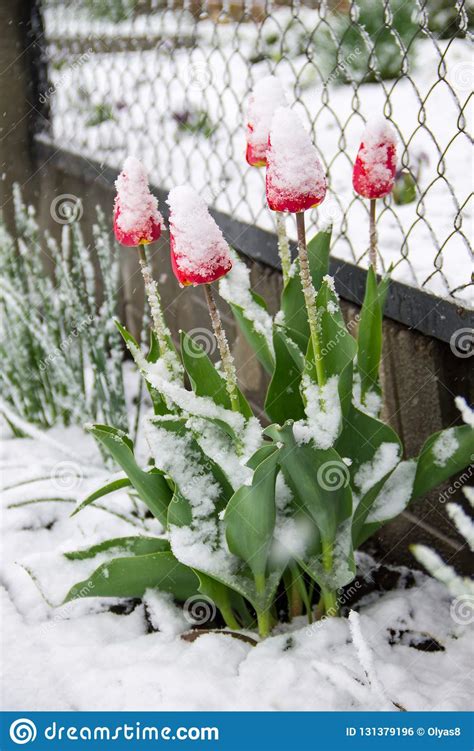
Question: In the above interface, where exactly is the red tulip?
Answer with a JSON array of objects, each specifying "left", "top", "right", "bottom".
[
  {"left": 353, "top": 119, "right": 397, "bottom": 199},
  {"left": 246, "top": 76, "right": 287, "bottom": 168},
  {"left": 266, "top": 107, "right": 327, "bottom": 213},
  {"left": 167, "top": 186, "right": 232, "bottom": 287},
  {"left": 246, "top": 125, "right": 267, "bottom": 168},
  {"left": 113, "top": 157, "right": 163, "bottom": 246}
]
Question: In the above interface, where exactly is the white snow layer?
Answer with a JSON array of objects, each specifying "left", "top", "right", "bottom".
[
  {"left": 114, "top": 156, "right": 163, "bottom": 234},
  {"left": 2, "top": 424, "right": 473, "bottom": 712},
  {"left": 166, "top": 185, "right": 232, "bottom": 279},
  {"left": 354, "top": 443, "right": 400, "bottom": 495},
  {"left": 246, "top": 75, "right": 288, "bottom": 160},
  {"left": 366, "top": 460, "right": 416, "bottom": 523},
  {"left": 455, "top": 396, "right": 474, "bottom": 428},
  {"left": 267, "top": 106, "right": 326, "bottom": 203},
  {"left": 432, "top": 428, "right": 459, "bottom": 467},
  {"left": 356, "top": 118, "right": 398, "bottom": 193},
  {"left": 295, "top": 375, "right": 342, "bottom": 449},
  {"left": 219, "top": 250, "right": 274, "bottom": 351}
]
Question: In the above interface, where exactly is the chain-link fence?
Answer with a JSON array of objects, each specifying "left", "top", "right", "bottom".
[{"left": 36, "top": 0, "right": 473, "bottom": 306}]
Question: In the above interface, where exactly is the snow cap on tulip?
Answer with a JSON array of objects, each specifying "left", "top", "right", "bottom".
[
  {"left": 266, "top": 107, "right": 327, "bottom": 213},
  {"left": 353, "top": 119, "right": 397, "bottom": 199},
  {"left": 166, "top": 186, "right": 232, "bottom": 286},
  {"left": 246, "top": 76, "right": 287, "bottom": 167},
  {"left": 113, "top": 157, "right": 163, "bottom": 246}
]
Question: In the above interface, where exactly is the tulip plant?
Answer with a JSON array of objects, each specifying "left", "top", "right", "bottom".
[{"left": 64, "top": 86, "right": 474, "bottom": 638}]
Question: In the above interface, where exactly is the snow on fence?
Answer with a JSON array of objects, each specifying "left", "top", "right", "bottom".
[{"left": 34, "top": 0, "right": 473, "bottom": 318}]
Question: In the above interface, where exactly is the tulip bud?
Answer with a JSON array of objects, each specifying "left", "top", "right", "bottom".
[
  {"left": 246, "top": 76, "right": 287, "bottom": 167},
  {"left": 167, "top": 186, "right": 232, "bottom": 286},
  {"left": 266, "top": 107, "right": 327, "bottom": 213},
  {"left": 353, "top": 119, "right": 397, "bottom": 199},
  {"left": 113, "top": 157, "right": 163, "bottom": 246}
]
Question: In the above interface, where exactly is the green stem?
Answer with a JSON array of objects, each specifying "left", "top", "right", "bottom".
[
  {"left": 137, "top": 245, "right": 180, "bottom": 377},
  {"left": 321, "top": 539, "right": 339, "bottom": 616},
  {"left": 288, "top": 563, "right": 307, "bottom": 619},
  {"left": 255, "top": 573, "right": 271, "bottom": 639},
  {"left": 276, "top": 211, "right": 291, "bottom": 286},
  {"left": 369, "top": 198, "right": 377, "bottom": 271},
  {"left": 217, "top": 586, "right": 241, "bottom": 630},
  {"left": 293, "top": 564, "right": 313, "bottom": 622},
  {"left": 295, "top": 211, "right": 325, "bottom": 388},
  {"left": 323, "top": 589, "right": 338, "bottom": 616},
  {"left": 284, "top": 567, "right": 302, "bottom": 619},
  {"left": 132, "top": 374, "right": 143, "bottom": 444},
  {"left": 220, "top": 606, "right": 240, "bottom": 631},
  {"left": 367, "top": 198, "right": 385, "bottom": 409},
  {"left": 203, "top": 283, "right": 240, "bottom": 413}
]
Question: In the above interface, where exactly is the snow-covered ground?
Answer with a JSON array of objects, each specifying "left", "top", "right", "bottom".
[
  {"left": 1, "top": 422, "right": 473, "bottom": 712},
  {"left": 41, "top": 6, "right": 473, "bottom": 304}
]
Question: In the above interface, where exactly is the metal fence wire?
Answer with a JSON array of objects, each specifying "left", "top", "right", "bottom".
[{"left": 37, "top": 0, "right": 473, "bottom": 306}]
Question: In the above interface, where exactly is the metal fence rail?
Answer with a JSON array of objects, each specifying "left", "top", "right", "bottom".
[{"left": 36, "top": 0, "right": 473, "bottom": 309}]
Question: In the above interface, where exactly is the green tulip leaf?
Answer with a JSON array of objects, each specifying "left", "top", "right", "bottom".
[
  {"left": 225, "top": 451, "right": 279, "bottom": 579},
  {"left": 227, "top": 295, "right": 275, "bottom": 375},
  {"left": 265, "top": 326, "right": 305, "bottom": 424},
  {"left": 281, "top": 228, "right": 332, "bottom": 348},
  {"left": 71, "top": 476, "right": 132, "bottom": 517},
  {"left": 413, "top": 424, "right": 474, "bottom": 501},
  {"left": 180, "top": 330, "right": 252, "bottom": 418},
  {"left": 64, "top": 551, "right": 199, "bottom": 603},
  {"left": 64, "top": 536, "right": 170, "bottom": 560},
  {"left": 87, "top": 424, "right": 172, "bottom": 526},
  {"left": 266, "top": 422, "right": 352, "bottom": 543}
]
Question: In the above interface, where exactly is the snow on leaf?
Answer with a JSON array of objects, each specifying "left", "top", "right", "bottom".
[
  {"left": 366, "top": 460, "right": 416, "bottom": 524},
  {"left": 219, "top": 250, "right": 274, "bottom": 352},
  {"left": 294, "top": 374, "right": 342, "bottom": 449},
  {"left": 432, "top": 428, "right": 459, "bottom": 467},
  {"left": 354, "top": 443, "right": 400, "bottom": 495}
]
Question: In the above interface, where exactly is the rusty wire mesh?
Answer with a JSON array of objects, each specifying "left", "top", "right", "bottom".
[{"left": 37, "top": 0, "right": 473, "bottom": 305}]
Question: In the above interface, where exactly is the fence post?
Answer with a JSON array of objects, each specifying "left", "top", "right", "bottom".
[{"left": 0, "top": 0, "right": 49, "bottom": 229}]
